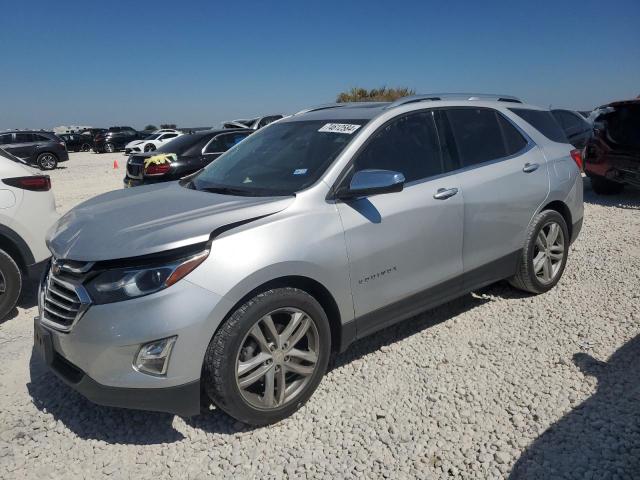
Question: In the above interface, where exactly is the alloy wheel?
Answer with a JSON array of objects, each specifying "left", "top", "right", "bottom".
[
  {"left": 0, "top": 269, "right": 5, "bottom": 295},
  {"left": 235, "top": 307, "right": 320, "bottom": 410},
  {"left": 533, "top": 221, "right": 565, "bottom": 284},
  {"left": 40, "top": 154, "right": 56, "bottom": 169}
]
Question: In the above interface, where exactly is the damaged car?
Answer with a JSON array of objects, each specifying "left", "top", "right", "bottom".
[{"left": 584, "top": 99, "right": 640, "bottom": 194}]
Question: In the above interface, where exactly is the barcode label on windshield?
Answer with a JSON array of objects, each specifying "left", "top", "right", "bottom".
[{"left": 318, "top": 123, "right": 361, "bottom": 134}]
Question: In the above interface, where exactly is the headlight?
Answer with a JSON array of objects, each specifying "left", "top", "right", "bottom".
[{"left": 86, "top": 250, "right": 209, "bottom": 304}]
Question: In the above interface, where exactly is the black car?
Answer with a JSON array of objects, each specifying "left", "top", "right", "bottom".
[
  {"left": 124, "top": 129, "right": 251, "bottom": 187},
  {"left": 80, "top": 128, "right": 107, "bottom": 138},
  {"left": 94, "top": 127, "right": 145, "bottom": 153},
  {"left": 551, "top": 109, "right": 593, "bottom": 149},
  {"left": 59, "top": 133, "right": 93, "bottom": 152},
  {"left": 0, "top": 130, "right": 69, "bottom": 170}
]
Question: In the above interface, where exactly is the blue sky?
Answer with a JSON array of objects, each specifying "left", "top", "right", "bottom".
[{"left": 1, "top": 0, "right": 638, "bottom": 130}]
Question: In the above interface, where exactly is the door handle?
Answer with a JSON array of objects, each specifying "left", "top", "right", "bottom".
[
  {"left": 523, "top": 162, "right": 539, "bottom": 173},
  {"left": 433, "top": 187, "right": 458, "bottom": 200}
]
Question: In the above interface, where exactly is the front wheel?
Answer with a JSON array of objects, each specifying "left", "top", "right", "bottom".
[
  {"left": 104, "top": 143, "right": 115, "bottom": 153},
  {"left": 509, "top": 210, "right": 569, "bottom": 294},
  {"left": 36, "top": 152, "right": 57, "bottom": 170},
  {"left": 203, "top": 288, "right": 331, "bottom": 425},
  {"left": 143, "top": 143, "right": 156, "bottom": 152},
  {"left": 81, "top": 143, "right": 91, "bottom": 152}
]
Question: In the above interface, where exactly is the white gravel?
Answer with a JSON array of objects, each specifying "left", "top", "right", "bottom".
[{"left": 0, "top": 152, "right": 638, "bottom": 479}]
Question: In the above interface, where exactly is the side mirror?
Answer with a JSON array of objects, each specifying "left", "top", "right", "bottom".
[{"left": 336, "top": 169, "right": 405, "bottom": 200}]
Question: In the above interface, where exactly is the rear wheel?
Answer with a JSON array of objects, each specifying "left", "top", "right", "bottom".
[
  {"left": 590, "top": 175, "right": 624, "bottom": 195},
  {"left": 81, "top": 143, "right": 91, "bottom": 152},
  {"left": 36, "top": 152, "right": 57, "bottom": 170},
  {"left": 509, "top": 210, "right": 569, "bottom": 294},
  {"left": 203, "top": 288, "right": 331, "bottom": 425},
  {"left": 0, "top": 249, "right": 22, "bottom": 320}
]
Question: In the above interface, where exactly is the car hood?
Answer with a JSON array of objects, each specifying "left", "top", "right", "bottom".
[
  {"left": 47, "top": 182, "right": 294, "bottom": 261},
  {"left": 125, "top": 140, "right": 143, "bottom": 148}
]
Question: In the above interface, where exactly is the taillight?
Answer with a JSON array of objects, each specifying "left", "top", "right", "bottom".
[
  {"left": 570, "top": 149, "right": 583, "bottom": 171},
  {"left": 2, "top": 175, "right": 51, "bottom": 191},
  {"left": 145, "top": 163, "right": 171, "bottom": 176}
]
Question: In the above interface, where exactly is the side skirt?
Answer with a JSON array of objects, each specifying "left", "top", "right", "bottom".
[{"left": 346, "top": 251, "right": 520, "bottom": 344}]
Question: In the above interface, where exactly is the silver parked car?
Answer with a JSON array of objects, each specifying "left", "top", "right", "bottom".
[{"left": 35, "top": 94, "right": 583, "bottom": 425}]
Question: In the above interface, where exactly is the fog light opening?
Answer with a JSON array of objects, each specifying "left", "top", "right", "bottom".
[{"left": 134, "top": 336, "right": 177, "bottom": 376}]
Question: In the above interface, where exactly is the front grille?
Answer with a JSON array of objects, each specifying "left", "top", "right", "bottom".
[{"left": 40, "top": 270, "right": 90, "bottom": 332}]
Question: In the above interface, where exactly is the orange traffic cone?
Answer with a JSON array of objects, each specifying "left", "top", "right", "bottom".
[{"left": 113, "top": 159, "right": 119, "bottom": 169}]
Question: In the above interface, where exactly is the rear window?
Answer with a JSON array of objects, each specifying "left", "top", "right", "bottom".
[
  {"left": 509, "top": 108, "right": 568, "bottom": 143},
  {"left": 157, "top": 132, "right": 205, "bottom": 155}
]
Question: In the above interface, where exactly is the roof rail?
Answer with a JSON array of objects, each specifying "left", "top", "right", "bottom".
[
  {"left": 294, "top": 101, "right": 391, "bottom": 116},
  {"left": 387, "top": 93, "right": 523, "bottom": 109},
  {"left": 294, "top": 104, "right": 347, "bottom": 115}
]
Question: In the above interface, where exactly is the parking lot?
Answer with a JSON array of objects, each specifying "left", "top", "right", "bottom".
[{"left": 0, "top": 151, "right": 638, "bottom": 479}]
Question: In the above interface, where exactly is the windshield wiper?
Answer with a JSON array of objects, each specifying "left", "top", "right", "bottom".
[{"left": 199, "top": 186, "right": 258, "bottom": 196}]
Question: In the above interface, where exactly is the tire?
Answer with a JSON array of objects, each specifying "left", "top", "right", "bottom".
[
  {"left": 203, "top": 287, "right": 331, "bottom": 425},
  {"left": 104, "top": 143, "right": 115, "bottom": 153},
  {"left": 36, "top": 152, "right": 58, "bottom": 170},
  {"left": 81, "top": 143, "right": 91, "bottom": 152},
  {"left": 0, "top": 249, "right": 22, "bottom": 320},
  {"left": 509, "top": 210, "right": 569, "bottom": 294},
  {"left": 143, "top": 143, "right": 156, "bottom": 152},
  {"left": 590, "top": 175, "right": 624, "bottom": 195}
]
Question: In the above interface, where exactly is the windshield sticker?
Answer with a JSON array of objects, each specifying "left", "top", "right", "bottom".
[
  {"left": 318, "top": 123, "right": 361, "bottom": 134},
  {"left": 293, "top": 168, "right": 308, "bottom": 175}
]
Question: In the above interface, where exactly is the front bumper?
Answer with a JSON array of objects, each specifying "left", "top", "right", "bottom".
[
  {"left": 35, "top": 277, "right": 234, "bottom": 415},
  {"left": 34, "top": 319, "right": 200, "bottom": 416}
]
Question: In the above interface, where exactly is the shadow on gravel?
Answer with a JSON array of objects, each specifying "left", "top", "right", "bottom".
[
  {"left": 583, "top": 179, "right": 640, "bottom": 209},
  {"left": 509, "top": 334, "right": 640, "bottom": 479},
  {"left": 332, "top": 288, "right": 495, "bottom": 370},
  {"left": 27, "top": 352, "right": 186, "bottom": 445}
]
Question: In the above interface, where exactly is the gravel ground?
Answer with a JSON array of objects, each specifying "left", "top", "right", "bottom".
[{"left": 0, "top": 151, "right": 638, "bottom": 479}]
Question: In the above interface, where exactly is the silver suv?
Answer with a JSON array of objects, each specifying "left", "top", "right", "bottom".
[{"left": 35, "top": 94, "right": 583, "bottom": 425}]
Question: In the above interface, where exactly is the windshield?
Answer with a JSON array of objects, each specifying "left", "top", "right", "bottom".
[{"left": 189, "top": 120, "right": 368, "bottom": 196}]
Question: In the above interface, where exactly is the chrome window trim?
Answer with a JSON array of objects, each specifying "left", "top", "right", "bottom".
[{"left": 328, "top": 105, "right": 537, "bottom": 199}]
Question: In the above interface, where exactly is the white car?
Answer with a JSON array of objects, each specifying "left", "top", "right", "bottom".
[
  {"left": 124, "top": 132, "right": 183, "bottom": 155},
  {"left": 0, "top": 148, "right": 59, "bottom": 318},
  {"left": 152, "top": 129, "right": 181, "bottom": 134},
  {"left": 222, "top": 114, "right": 284, "bottom": 130}
]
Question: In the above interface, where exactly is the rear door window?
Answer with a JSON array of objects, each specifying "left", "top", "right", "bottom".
[
  {"left": 444, "top": 109, "right": 504, "bottom": 167},
  {"left": 510, "top": 108, "right": 568, "bottom": 143},
  {"left": 14, "top": 133, "right": 35, "bottom": 143}
]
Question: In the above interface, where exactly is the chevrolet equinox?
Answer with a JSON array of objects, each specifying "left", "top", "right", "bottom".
[{"left": 35, "top": 94, "right": 584, "bottom": 425}]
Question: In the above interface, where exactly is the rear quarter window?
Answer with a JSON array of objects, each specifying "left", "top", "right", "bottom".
[{"left": 510, "top": 108, "right": 568, "bottom": 143}]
